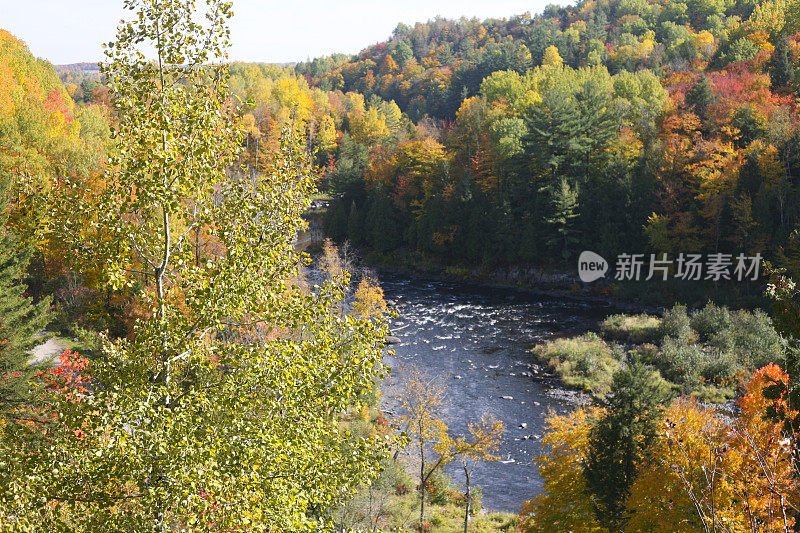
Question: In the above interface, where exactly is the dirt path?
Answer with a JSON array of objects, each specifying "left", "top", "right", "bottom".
[{"left": 29, "top": 337, "right": 67, "bottom": 366}]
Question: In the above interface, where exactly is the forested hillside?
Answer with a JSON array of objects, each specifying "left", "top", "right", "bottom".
[
  {"left": 1, "top": 0, "right": 800, "bottom": 530},
  {"left": 284, "top": 0, "right": 800, "bottom": 275}
]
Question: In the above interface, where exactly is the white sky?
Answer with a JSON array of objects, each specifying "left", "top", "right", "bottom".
[{"left": 1, "top": 0, "right": 555, "bottom": 65}]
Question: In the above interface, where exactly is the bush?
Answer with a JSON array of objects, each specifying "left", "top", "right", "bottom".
[
  {"left": 629, "top": 343, "right": 660, "bottom": 362},
  {"left": 653, "top": 337, "right": 705, "bottom": 389},
  {"left": 709, "top": 309, "right": 783, "bottom": 369},
  {"left": 426, "top": 469, "right": 452, "bottom": 505},
  {"left": 690, "top": 302, "right": 732, "bottom": 342},
  {"left": 659, "top": 304, "right": 694, "bottom": 341},
  {"left": 600, "top": 313, "right": 662, "bottom": 343},
  {"left": 532, "top": 333, "right": 620, "bottom": 392},
  {"left": 699, "top": 349, "right": 740, "bottom": 384}
]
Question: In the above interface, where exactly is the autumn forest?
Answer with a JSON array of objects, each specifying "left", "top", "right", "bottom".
[{"left": 1, "top": 0, "right": 800, "bottom": 530}]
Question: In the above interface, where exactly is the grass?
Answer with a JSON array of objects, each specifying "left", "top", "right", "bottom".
[
  {"left": 383, "top": 489, "right": 518, "bottom": 532},
  {"left": 309, "top": 192, "right": 333, "bottom": 201},
  {"left": 535, "top": 302, "right": 786, "bottom": 403},
  {"left": 532, "top": 333, "right": 620, "bottom": 393},
  {"left": 600, "top": 313, "right": 662, "bottom": 344}
]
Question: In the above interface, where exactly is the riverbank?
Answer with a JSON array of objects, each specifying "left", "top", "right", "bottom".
[{"left": 361, "top": 248, "right": 769, "bottom": 313}]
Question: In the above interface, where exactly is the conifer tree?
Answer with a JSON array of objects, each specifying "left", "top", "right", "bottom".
[
  {"left": 686, "top": 76, "right": 715, "bottom": 119},
  {"left": 0, "top": 171, "right": 51, "bottom": 420},
  {"left": 546, "top": 178, "right": 580, "bottom": 260},
  {"left": 770, "top": 37, "right": 795, "bottom": 90},
  {"left": 583, "top": 355, "right": 668, "bottom": 530}
]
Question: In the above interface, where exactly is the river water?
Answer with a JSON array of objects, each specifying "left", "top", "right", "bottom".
[{"left": 377, "top": 272, "right": 612, "bottom": 513}]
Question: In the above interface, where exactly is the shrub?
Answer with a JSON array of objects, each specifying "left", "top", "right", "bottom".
[
  {"left": 690, "top": 302, "right": 732, "bottom": 342},
  {"left": 659, "top": 304, "right": 694, "bottom": 341},
  {"left": 653, "top": 337, "right": 704, "bottom": 389},
  {"left": 630, "top": 343, "right": 660, "bottom": 362},
  {"left": 699, "top": 349, "right": 740, "bottom": 384},
  {"left": 709, "top": 309, "right": 784, "bottom": 369},
  {"left": 532, "top": 333, "right": 620, "bottom": 392},
  {"left": 426, "top": 469, "right": 452, "bottom": 505},
  {"left": 600, "top": 313, "right": 662, "bottom": 343}
]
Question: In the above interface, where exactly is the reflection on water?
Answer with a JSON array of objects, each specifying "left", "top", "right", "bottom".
[{"left": 378, "top": 272, "right": 609, "bottom": 513}]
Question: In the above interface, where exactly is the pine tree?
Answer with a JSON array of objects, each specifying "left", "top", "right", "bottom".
[
  {"left": 571, "top": 80, "right": 617, "bottom": 184},
  {"left": 522, "top": 89, "right": 579, "bottom": 184},
  {"left": 546, "top": 178, "right": 580, "bottom": 260},
  {"left": 769, "top": 37, "right": 795, "bottom": 90},
  {"left": 323, "top": 198, "right": 349, "bottom": 242},
  {"left": 686, "top": 76, "right": 715, "bottom": 119},
  {"left": 0, "top": 172, "right": 51, "bottom": 420},
  {"left": 347, "top": 200, "right": 363, "bottom": 245},
  {"left": 583, "top": 355, "right": 668, "bottom": 530}
]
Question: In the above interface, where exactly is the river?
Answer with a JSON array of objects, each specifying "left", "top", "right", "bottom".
[{"left": 377, "top": 271, "right": 613, "bottom": 513}]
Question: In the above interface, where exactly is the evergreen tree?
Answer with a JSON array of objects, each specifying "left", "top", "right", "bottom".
[
  {"left": 522, "top": 88, "right": 579, "bottom": 186},
  {"left": 765, "top": 271, "right": 800, "bottom": 488},
  {"left": 347, "top": 200, "right": 364, "bottom": 245},
  {"left": 571, "top": 80, "right": 618, "bottom": 185},
  {"left": 0, "top": 173, "right": 51, "bottom": 420},
  {"left": 323, "top": 198, "right": 349, "bottom": 242},
  {"left": 583, "top": 356, "right": 668, "bottom": 530},
  {"left": 546, "top": 178, "right": 580, "bottom": 260},
  {"left": 686, "top": 76, "right": 715, "bottom": 119},
  {"left": 769, "top": 37, "right": 795, "bottom": 90},
  {"left": 365, "top": 193, "right": 401, "bottom": 252}
]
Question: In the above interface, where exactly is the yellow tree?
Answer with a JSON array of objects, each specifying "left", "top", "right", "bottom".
[
  {"left": 352, "top": 276, "right": 389, "bottom": 320},
  {"left": 396, "top": 364, "right": 449, "bottom": 524},
  {"left": 625, "top": 399, "right": 736, "bottom": 532},
  {"left": 691, "top": 139, "right": 740, "bottom": 251},
  {"left": 438, "top": 417, "right": 504, "bottom": 533},
  {"left": 542, "top": 45, "right": 564, "bottom": 68},
  {"left": 519, "top": 407, "right": 604, "bottom": 533}
]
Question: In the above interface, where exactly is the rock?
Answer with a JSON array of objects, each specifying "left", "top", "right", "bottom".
[
  {"left": 501, "top": 395, "right": 514, "bottom": 400},
  {"left": 384, "top": 335, "right": 402, "bottom": 345},
  {"left": 453, "top": 375, "right": 462, "bottom": 380},
  {"left": 533, "top": 401, "right": 540, "bottom": 407},
  {"left": 519, "top": 423, "right": 527, "bottom": 429},
  {"left": 534, "top": 434, "right": 541, "bottom": 439}
]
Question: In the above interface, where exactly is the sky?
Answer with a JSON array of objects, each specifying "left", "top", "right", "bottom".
[{"left": 1, "top": 0, "right": 555, "bottom": 65}]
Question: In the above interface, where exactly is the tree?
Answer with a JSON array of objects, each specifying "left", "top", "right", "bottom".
[
  {"left": 546, "top": 178, "right": 580, "bottom": 260},
  {"left": 519, "top": 407, "right": 604, "bottom": 532},
  {"left": 3, "top": 1, "right": 388, "bottom": 530},
  {"left": 583, "top": 356, "right": 668, "bottom": 530},
  {"left": 769, "top": 37, "right": 795, "bottom": 90},
  {"left": 396, "top": 365, "right": 449, "bottom": 524},
  {"left": 543, "top": 45, "right": 564, "bottom": 67},
  {"left": 0, "top": 170, "right": 51, "bottom": 421},
  {"left": 572, "top": 79, "right": 617, "bottom": 183},
  {"left": 396, "top": 364, "right": 505, "bottom": 530},
  {"left": 686, "top": 76, "right": 715, "bottom": 119},
  {"left": 352, "top": 276, "right": 389, "bottom": 320},
  {"left": 765, "top": 268, "right": 800, "bottom": 493},
  {"left": 447, "top": 417, "right": 504, "bottom": 533}
]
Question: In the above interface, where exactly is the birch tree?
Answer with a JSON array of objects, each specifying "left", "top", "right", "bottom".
[{"left": 1, "top": 1, "right": 388, "bottom": 530}]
